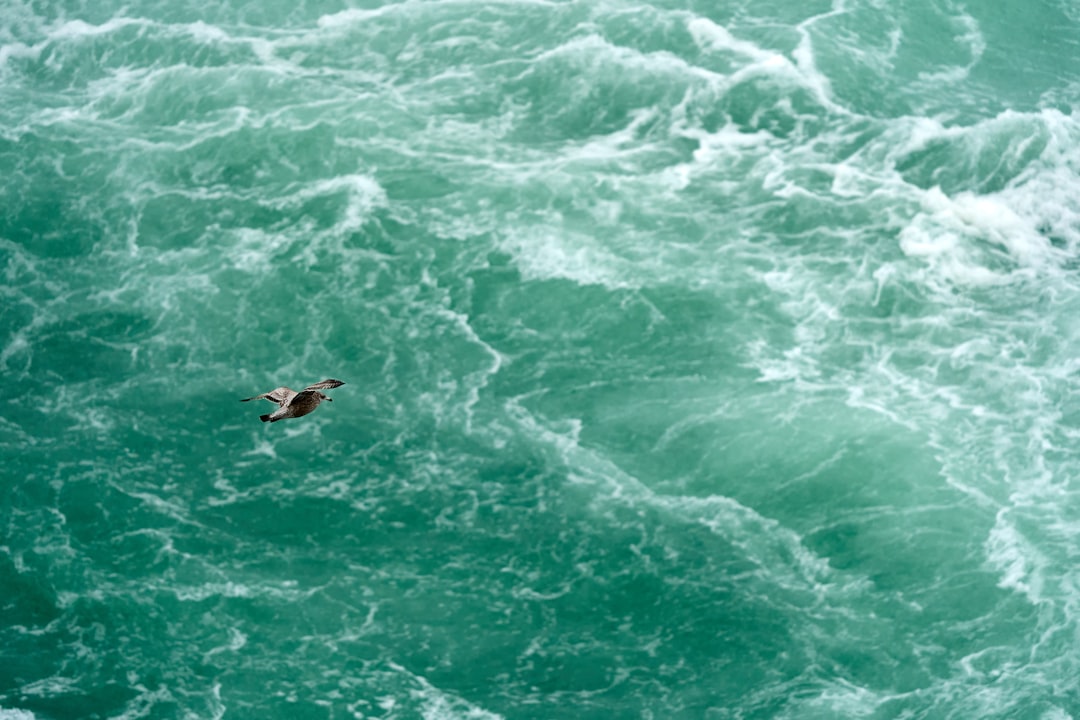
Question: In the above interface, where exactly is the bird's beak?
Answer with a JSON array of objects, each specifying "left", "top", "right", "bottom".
[{"left": 326, "top": 397, "right": 333, "bottom": 401}]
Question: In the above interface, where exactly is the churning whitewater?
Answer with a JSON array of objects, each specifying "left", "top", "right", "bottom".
[{"left": 3, "top": 0, "right": 1080, "bottom": 718}]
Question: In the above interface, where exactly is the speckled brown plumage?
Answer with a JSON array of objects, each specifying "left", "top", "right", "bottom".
[{"left": 241, "top": 379, "right": 345, "bottom": 422}]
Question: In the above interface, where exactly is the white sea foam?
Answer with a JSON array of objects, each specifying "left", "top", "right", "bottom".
[
  {"left": 777, "top": 678, "right": 883, "bottom": 719},
  {"left": 0, "top": 42, "right": 37, "bottom": 72},
  {"left": 0, "top": 709, "right": 36, "bottom": 720},
  {"left": 888, "top": 106, "right": 1080, "bottom": 288},
  {"left": 985, "top": 509, "right": 1047, "bottom": 603},
  {"left": 316, "top": 6, "right": 395, "bottom": 31},
  {"left": 789, "top": 8, "right": 850, "bottom": 114},
  {"left": 383, "top": 662, "right": 505, "bottom": 720},
  {"left": 204, "top": 627, "right": 248, "bottom": 658},
  {"left": 15, "top": 676, "right": 79, "bottom": 698},
  {"left": 183, "top": 20, "right": 230, "bottom": 44},
  {"left": 936, "top": 189, "right": 1052, "bottom": 266},
  {"left": 745, "top": 338, "right": 821, "bottom": 385},
  {"left": 227, "top": 228, "right": 295, "bottom": 274},
  {"left": 430, "top": 306, "right": 505, "bottom": 435},
  {"left": 686, "top": 11, "right": 835, "bottom": 117},
  {"left": 281, "top": 174, "right": 387, "bottom": 236},
  {"left": 171, "top": 580, "right": 312, "bottom": 603},
  {"left": 49, "top": 17, "right": 145, "bottom": 39},
  {"left": 898, "top": 185, "right": 1055, "bottom": 287},
  {"left": 498, "top": 226, "right": 639, "bottom": 290},
  {"left": 7, "top": 0, "right": 1080, "bottom": 715},
  {"left": 663, "top": 121, "right": 776, "bottom": 190},
  {"left": 687, "top": 17, "right": 785, "bottom": 65},
  {"left": 530, "top": 31, "right": 721, "bottom": 89}
]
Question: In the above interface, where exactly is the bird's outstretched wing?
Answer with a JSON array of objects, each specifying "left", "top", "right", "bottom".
[
  {"left": 240, "top": 386, "right": 296, "bottom": 406},
  {"left": 302, "top": 379, "right": 346, "bottom": 392}
]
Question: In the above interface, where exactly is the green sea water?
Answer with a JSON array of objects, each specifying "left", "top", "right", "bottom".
[{"left": 4, "top": 0, "right": 1080, "bottom": 718}]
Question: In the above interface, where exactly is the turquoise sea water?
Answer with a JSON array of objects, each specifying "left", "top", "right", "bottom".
[{"left": 4, "top": 0, "right": 1080, "bottom": 717}]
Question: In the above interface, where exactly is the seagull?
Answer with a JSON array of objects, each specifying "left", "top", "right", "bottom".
[{"left": 241, "top": 379, "right": 345, "bottom": 422}]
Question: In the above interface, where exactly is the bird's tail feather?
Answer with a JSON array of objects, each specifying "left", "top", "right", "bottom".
[{"left": 260, "top": 413, "right": 273, "bottom": 422}]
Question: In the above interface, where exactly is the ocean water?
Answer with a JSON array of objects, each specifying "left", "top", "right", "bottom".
[{"left": 3, "top": 0, "right": 1080, "bottom": 718}]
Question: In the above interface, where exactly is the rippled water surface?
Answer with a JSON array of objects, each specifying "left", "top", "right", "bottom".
[{"left": 4, "top": 1, "right": 1080, "bottom": 718}]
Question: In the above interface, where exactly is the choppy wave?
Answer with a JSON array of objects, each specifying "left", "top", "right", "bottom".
[{"left": 4, "top": 0, "right": 1080, "bottom": 717}]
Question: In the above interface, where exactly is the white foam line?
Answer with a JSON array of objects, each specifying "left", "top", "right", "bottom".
[
  {"left": 317, "top": 0, "right": 559, "bottom": 31},
  {"left": 530, "top": 32, "right": 727, "bottom": 87},
  {"left": 384, "top": 661, "right": 505, "bottom": 720},
  {"left": 506, "top": 400, "right": 843, "bottom": 598},
  {"left": 0, "top": 41, "right": 38, "bottom": 71},
  {"left": 0, "top": 709, "right": 37, "bottom": 720},
  {"left": 652, "top": 401, "right": 736, "bottom": 453},
  {"left": 48, "top": 15, "right": 279, "bottom": 60},
  {"left": 283, "top": 174, "right": 387, "bottom": 232},
  {"left": 788, "top": 446, "right": 850, "bottom": 485},
  {"left": 431, "top": 307, "right": 506, "bottom": 435},
  {"left": 316, "top": 5, "right": 406, "bottom": 30},
  {"left": 15, "top": 677, "right": 80, "bottom": 699},
  {"left": 915, "top": 11, "right": 985, "bottom": 84},
  {"left": 170, "top": 579, "right": 316, "bottom": 603},
  {"left": 498, "top": 225, "right": 641, "bottom": 290},
  {"left": 687, "top": 16, "right": 783, "bottom": 64},
  {"left": 985, "top": 508, "right": 1048, "bottom": 604},
  {"left": 203, "top": 627, "right": 248, "bottom": 659},
  {"left": 789, "top": 1, "right": 853, "bottom": 115},
  {"left": 49, "top": 17, "right": 148, "bottom": 39}
]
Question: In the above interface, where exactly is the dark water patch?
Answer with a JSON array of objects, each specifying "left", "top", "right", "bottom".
[
  {"left": 135, "top": 193, "right": 215, "bottom": 250},
  {"left": 199, "top": 495, "right": 364, "bottom": 546},
  {"left": 26, "top": 310, "right": 152, "bottom": 383},
  {"left": 58, "top": 473, "right": 156, "bottom": 550},
  {"left": 1, "top": 165, "right": 107, "bottom": 260},
  {"left": 68, "top": 309, "right": 154, "bottom": 342},
  {"left": 10, "top": 595, "right": 154, "bottom": 720},
  {"left": 362, "top": 496, "right": 805, "bottom": 719},
  {"left": 0, "top": 633, "right": 62, "bottom": 712},
  {"left": 31, "top": 333, "right": 130, "bottom": 383},
  {"left": 379, "top": 169, "right": 456, "bottom": 202},
  {"left": 0, "top": 554, "right": 61, "bottom": 628}
]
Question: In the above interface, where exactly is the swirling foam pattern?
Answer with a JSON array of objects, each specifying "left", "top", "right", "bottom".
[{"left": 4, "top": 0, "right": 1080, "bottom": 717}]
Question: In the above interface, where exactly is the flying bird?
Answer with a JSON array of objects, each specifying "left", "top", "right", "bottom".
[{"left": 241, "top": 379, "right": 345, "bottom": 422}]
